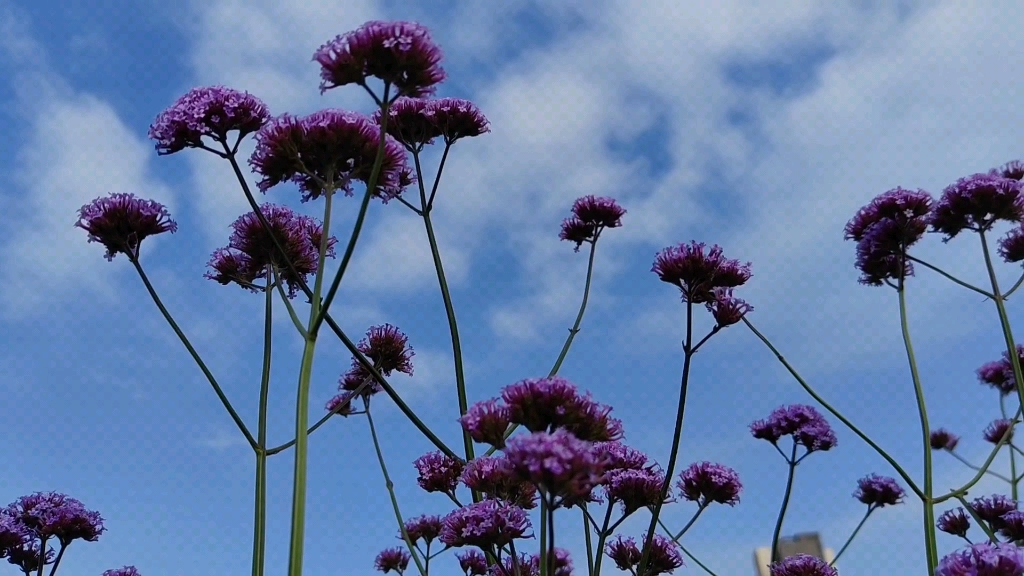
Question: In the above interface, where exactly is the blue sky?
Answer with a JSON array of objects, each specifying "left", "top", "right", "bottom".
[{"left": 1, "top": 0, "right": 1024, "bottom": 574}]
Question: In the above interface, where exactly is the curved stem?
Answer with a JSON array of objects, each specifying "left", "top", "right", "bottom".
[
  {"left": 905, "top": 255, "right": 993, "bottom": 299},
  {"left": 45, "top": 543, "right": 65, "bottom": 576},
  {"left": 638, "top": 300, "right": 695, "bottom": 575},
  {"left": 948, "top": 450, "right": 1013, "bottom": 483},
  {"left": 829, "top": 508, "right": 873, "bottom": 567},
  {"left": 671, "top": 504, "right": 708, "bottom": 542},
  {"left": 896, "top": 278, "right": 938, "bottom": 573},
  {"left": 366, "top": 406, "right": 427, "bottom": 576},
  {"left": 656, "top": 518, "right": 719, "bottom": 576},
  {"left": 1004, "top": 271, "right": 1024, "bottom": 299},
  {"left": 581, "top": 505, "right": 595, "bottom": 576},
  {"left": 425, "top": 143, "right": 452, "bottom": 212},
  {"left": 936, "top": 407, "right": 1022, "bottom": 504},
  {"left": 129, "top": 257, "right": 257, "bottom": 450},
  {"left": 740, "top": 317, "right": 924, "bottom": 499},
  {"left": 272, "top": 266, "right": 308, "bottom": 339},
  {"left": 310, "top": 86, "right": 392, "bottom": 337},
  {"left": 771, "top": 443, "right": 799, "bottom": 562},
  {"left": 251, "top": 279, "right": 273, "bottom": 576},
  {"left": 591, "top": 498, "right": 616, "bottom": 576}
]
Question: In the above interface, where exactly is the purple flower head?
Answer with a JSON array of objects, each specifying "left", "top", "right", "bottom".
[
  {"left": 938, "top": 508, "right": 972, "bottom": 538},
  {"left": 1000, "top": 226, "right": 1024, "bottom": 265},
  {"left": 606, "top": 535, "right": 643, "bottom": 571},
  {"left": 504, "top": 429, "right": 603, "bottom": 506},
  {"left": 768, "top": 554, "right": 839, "bottom": 576},
  {"left": 677, "top": 461, "right": 743, "bottom": 507},
  {"left": 853, "top": 474, "right": 905, "bottom": 508},
  {"left": 314, "top": 21, "right": 445, "bottom": 98},
  {"left": 500, "top": 377, "right": 622, "bottom": 441},
  {"left": 937, "top": 542, "right": 1024, "bottom": 576},
  {"left": 401, "top": 515, "right": 442, "bottom": 546},
  {"left": 338, "top": 367, "right": 381, "bottom": 400},
  {"left": 978, "top": 355, "right": 1019, "bottom": 396},
  {"left": 325, "top": 391, "right": 358, "bottom": 416},
  {"left": 853, "top": 230, "right": 916, "bottom": 286},
  {"left": 488, "top": 552, "right": 538, "bottom": 576},
  {"left": 358, "top": 324, "right": 415, "bottom": 376},
  {"left": 426, "top": 98, "right": 490, "bottom": 144},
  {"left": 1001, "top": 511, "right": 1024, "bottom": 543},
  {"left": 932, "top": 173, "right": 1024, "bottom": 241},
  {"left": 0, "top": 515, "right": 29, "bottom": 557},
  {"left": 413, "top": 451, "right": 464, "bottom": 494},
  {"left": 844, "top": 187, "right": 933, "bottom": 244},
  {"left": 205, "top": 204, "right": 337, "bottom": 297},
  {"left": 149, "top": 86, "right": 270, "bottom": 154},
  {"left": 456, "top": 550, "right": 488, "bottom": 576},
  {"left": 102, "top": 567, "right": 142, "bottom": 576},
  {"left": 931, "top": 428, "right": 961, "bottom": 451},
  {"left": 705, "top": 287, "right": 754, "bottom": 327},
  {"left": 76, "top": 193, "right": 177, "bottom": 261},
  {"left": 460, "top": 399, "right": 511, "bottom": 448},
  {"left": 994, "top": 160, "right": 1024, "bottom": 181},
  {"left": 985, "top": 419, "right": 1016, "bottom": 444},
  {"left": 636, "top": 532, "right": 685, "bottom": 575},
  {"left": 461, "top": 456, "right": 538, "bottom": 509},
  {"left": 5, "top": 540, "right": 54, "bottom": 574},
  {"left": 5, "top": 492, "right": 105, "bottom": 546},
  {"left": 249, "top": 110, "right": 414, "bottom": 202},
  {"left": 606, "top": 467, "right": 669, "bottom": 515},
  {"left": 593, "top": 442, "right": 649, "bottom": 472},
  {"left": 794, "top": 421, "right": 837, "bottom": 453},
  {"left": 439, "top": 500, "right": 531, "bottom": 549},
  {"left": 559, "top": 196, "right": 626, "bottom": 251},
  {"left": 970, "top": 495, "right": 1020, "bottom": 530},
  {"left": 374, "top": 547, "right": 411, "bottom": 574},
  {"left": 750, "top": 405, "right": 835, "bottom": 453},
  {"left": 653, "top": 241, "right": 753, "bottom": 304},
  {"left": 371, "top": 97, "right": 442, "bottom": 151}
]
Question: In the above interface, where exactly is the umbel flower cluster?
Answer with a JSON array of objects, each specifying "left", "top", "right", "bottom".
[{"left": 63, "top": 13, "right": 1024, "bottom": 576}]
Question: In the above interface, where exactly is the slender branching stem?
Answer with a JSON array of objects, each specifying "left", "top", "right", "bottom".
[{"left": 770, "top": 442, "right": 799, "bottom": 562}]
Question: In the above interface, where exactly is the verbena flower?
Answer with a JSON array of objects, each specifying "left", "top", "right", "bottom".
[
  {"left": 504, "top": 429, "right": 603, "bottom": 506},
  {"left": 148, "top": 86, "right": 270, "bottom": 154},
  {"left": 853, "top": 231, "right": 915, "bottom": 286},
  {"left": 324, "top": 391, "right": 358, "bottom": 416},
  {"left": 314, "top": 21, "right": 446, "bottom": 98},
  {"left": 652, "top": 241, "right": 752, "bottom": 304},
  {"left": 460, "top": 400, "right": 511, "bottom": 448},
  {"left": 931, "top": 173, "right": 1024, "bottom": 241},
  {"left": 677, "top": 461, "right": 743, "bottom": 507},
  {"left": 371, "top": 97, "right": 441, "bottom": 151},
  {"left": 705, "top": 287, "right": 754, "bottom": 326},
  {"left": 75, "top": 193, "right": 177, "bottom": 261},
  {"left": 605, "top": 535, "right": 643, "bottom": 571},
  {"left": 937, "top": 508, "right": 972, "bottom": 538},
  {"left": 5, "top": 492, "right": 105, "bottom": 546},
  {"left": 853, "top": 474, "right": 905, "bottom": 508},
  {"left": 750, "top": 405, "right": 837, "bottom": 454},
  {"left": 993, "top": 160, "right": 1024, "bottom": 181},
  {"left": 985, "top": 419, "right": 1016, "bottom": 444},
  {"left": 0, "top": 514, "right": 29, "bottom": 554},
  {"left": 460, "top": 456, "right": 538, "bottom": 509},
  {"left": 374, "top": 547, "right": 411, "bottom": 574},
  {"left": 937, "top": 542, "right": 1024, "bottom": 576},
  {"left": 401, "top": 515, "right": 442, "bottom": 547},
  {"left": 970, "top": 495, "right": 1020, "bottom": 531},
  {"left": 500, "top": 377, "right": 623, "bottom": 441},
  {"left": 101, "top": 567, "right": 142, "bottom": 576},
  {"left": 413, "top": 451, "right": 463, "bottom": 495},
  {"left": 425, "top": 98, "right": 490, "bottom": 145},
  {"left": 249, "top": 110, "right": 413, "bottom": 202},
  {"left": 334, "top": 324, "right": 415, "bottom": 402},
  {"left": 931, "top": 428, "right": 961, "bottom": 451},
  {"left": 605, "top": 467, "right": 668, "bottom": 515},
  {"left": 205, "top": 203, "right": 336, "bottom": 297},
  {"left": 439, "top": 500, "right": 531, "bottom": 549},
  {"left": 978, "top": 353, "right": 1021, "bottom": 396},
  {"left": 559, "top": 195, "right": 627, "bottom": 252},
  {"left": 844, "top": 187, "right": 934, "bottom": 244},
  {"left": 5, "top": 541, "right": 53, "bottom": 574},
  {"left": 490, "top": 548, "right": 572, "bottom": 576},
  {"left": 1001, "top": 511, "right": 1024, "bottom": 543},
  {"left": 609, "top": 532, "right": 683, "bottom": 575},
  {"left": 999, "top": 225, "right": 1024, "bottom": 264},
  {"left": 768, "top": 554, "right": 839, "bottom": 576},
  {"left": 456, "top": 550, "right": 488, "bottom": 576},
  {"left": 593, "top": 442, "right": 650, "bottom": 473}
]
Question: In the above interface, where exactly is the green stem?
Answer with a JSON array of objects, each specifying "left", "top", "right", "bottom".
[
  {"left": 1003, "top": 395, "right": 1019, "bottom": 499},
  {"left": 949, "top": 451, "right": 1013, "bottom": 483},
  {"left": 956, "top": 495, "right": 999, "bottom": 543},
  {"left": 741, "top": 317, "right": 924, "bottom": 499},
  {"left": 45, "top": 543, "right": 65, "bottom": 576},
  {"left": 770, "top": 443, "right": 799, "bottom": 562},
  {"left": 310, "top": 85, "right": 392, "bottom": 337},
  {"left": 539, "top": 497, "right": 548, "bottom": 576},
  {"left": 286, "top": 188, "right": 334, "bottom": 576},
  {"left": 366, "top": 406, "right": 427, "bottom": 576},
  {"left": 829, "top": 508, "right": 873, "bottom": 567},
  {"left": 251, "top": 277, "right": 273, "bottom": 576},
  {"left": 1004, "top": 271, "right": 1024, "bottom": 299},
  {"left": 897, "top": 273, "right": 938, "bottom": 574},
  {"left": 546, "top": 498, "right": 556, "bottom": 576},
  {"left": 936, "top": 407, "right": 1022, "bottom": 504},
  {"left": 671, "top": 504, "right": 708, "bottom": 542},
  {"left": 272, "top": 266, "right": 309, "bottom": 339},
  {"left": 638, "top": 300, "right": 694, "bottom": 575},
  {"left": 905, "top": 255, "right": 993, "bottom": 299},
  {"left": 129, "top": 257, "right": 257, "bottom": 450},
  {"left": 591, "top": 498, "right": 616, "bottom": 576},
  {"left": 657, "top": 518, "right": 718, "bottom": 576},
  {"left": 581, "top": 506, "right": 595, "bottom": 576}
]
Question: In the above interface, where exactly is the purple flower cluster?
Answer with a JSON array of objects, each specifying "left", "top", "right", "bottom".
[
  {"left": 439, "top": 500, "right": 531, "bottom": 549},
  {"left": 493, "top": 376, "right": 623, "bottom": 442},
  {"left": 937, "top": 542, "right": 1024, "bottom": 576},
  {"left": 605, "top": 466, "right": 668, "bottom": 514},
  {"left": 931, "top": 428, "right": 961, "bottom": 451},
  {"left": 985, "top": 419, "right": 1017, "bottom": 445},
  {"left": 372, "top": 97, "right": 489, "bottom": 151},
  {"left": 852, "top": 474, "right": 905, "bottom": 509},
  {"left": 677, "top": 461, "right": 743, "bottom": 507},
  {"left": 327, "top": 324, "right": 415, "bottom": 410},
  {"left": 932, "top": 173, "right": 1024, "bottom": 241},
  {"left": 413, "top": 451, "right": 464, "bottom": 495},
  {"left": 374, "top": 547, "right": 411, "bottom": 574},
  {"left": 605, "top": 533, "right": 683, "bottom": 575},
  {"left": 314, "top": 21, "right": 446, "bottom": 98},
  {"left": 456, "top": 550, "right": 488, "bottom": 576},
  {"left": 938, "top": 508, "right": 972, "bottom": 538},
  {"left": 652, "top": 241, "right": 753, "bottom": 304},
  {"left": 401, "top": 515, "right": 442, "bottom": 547},
  {"left": 487, "top": 548, "right": 573, "bottom": 576},
  {"left": 0, "top": 492, "right": 106, "bottom": 574},
  {"left": 970, "top": 495, "right": 1020, "bottom": 532},
  {"left": 976, "top": 346, "right": 1024, "bottom": 396},
  {"left": 205, "top": 203, "right": 337, "bottom": 297},
  {"left": 75, "top": 193, "right": 178, "bottom": 261},
  {"left": 768, "top": 554, "right": 838, "bottom": 576},
  {"left": 844, "top": 186, "right": 933, "bottom": 286},
  {"left": 750, "top": 404, "right": 837, "bottom": 454},
  {"left": 148, "top": 86, "right": 270, "bottom": 154},
  {"left": 249, "top": 109, "right": 414, "bottom": 202},
  {"left": 504, "top": 429, "right": 604, "bottom": 506},
  {"left": 560, "top": 195, "right": 627, "bottom": 252},
  {"left": 460, "top": 456, "right": 538, "bottom": 509}
]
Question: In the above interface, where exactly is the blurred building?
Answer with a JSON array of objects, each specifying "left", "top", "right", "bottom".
[{"left": 753, "top": 532, "right": 837, "bottom": 576}]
